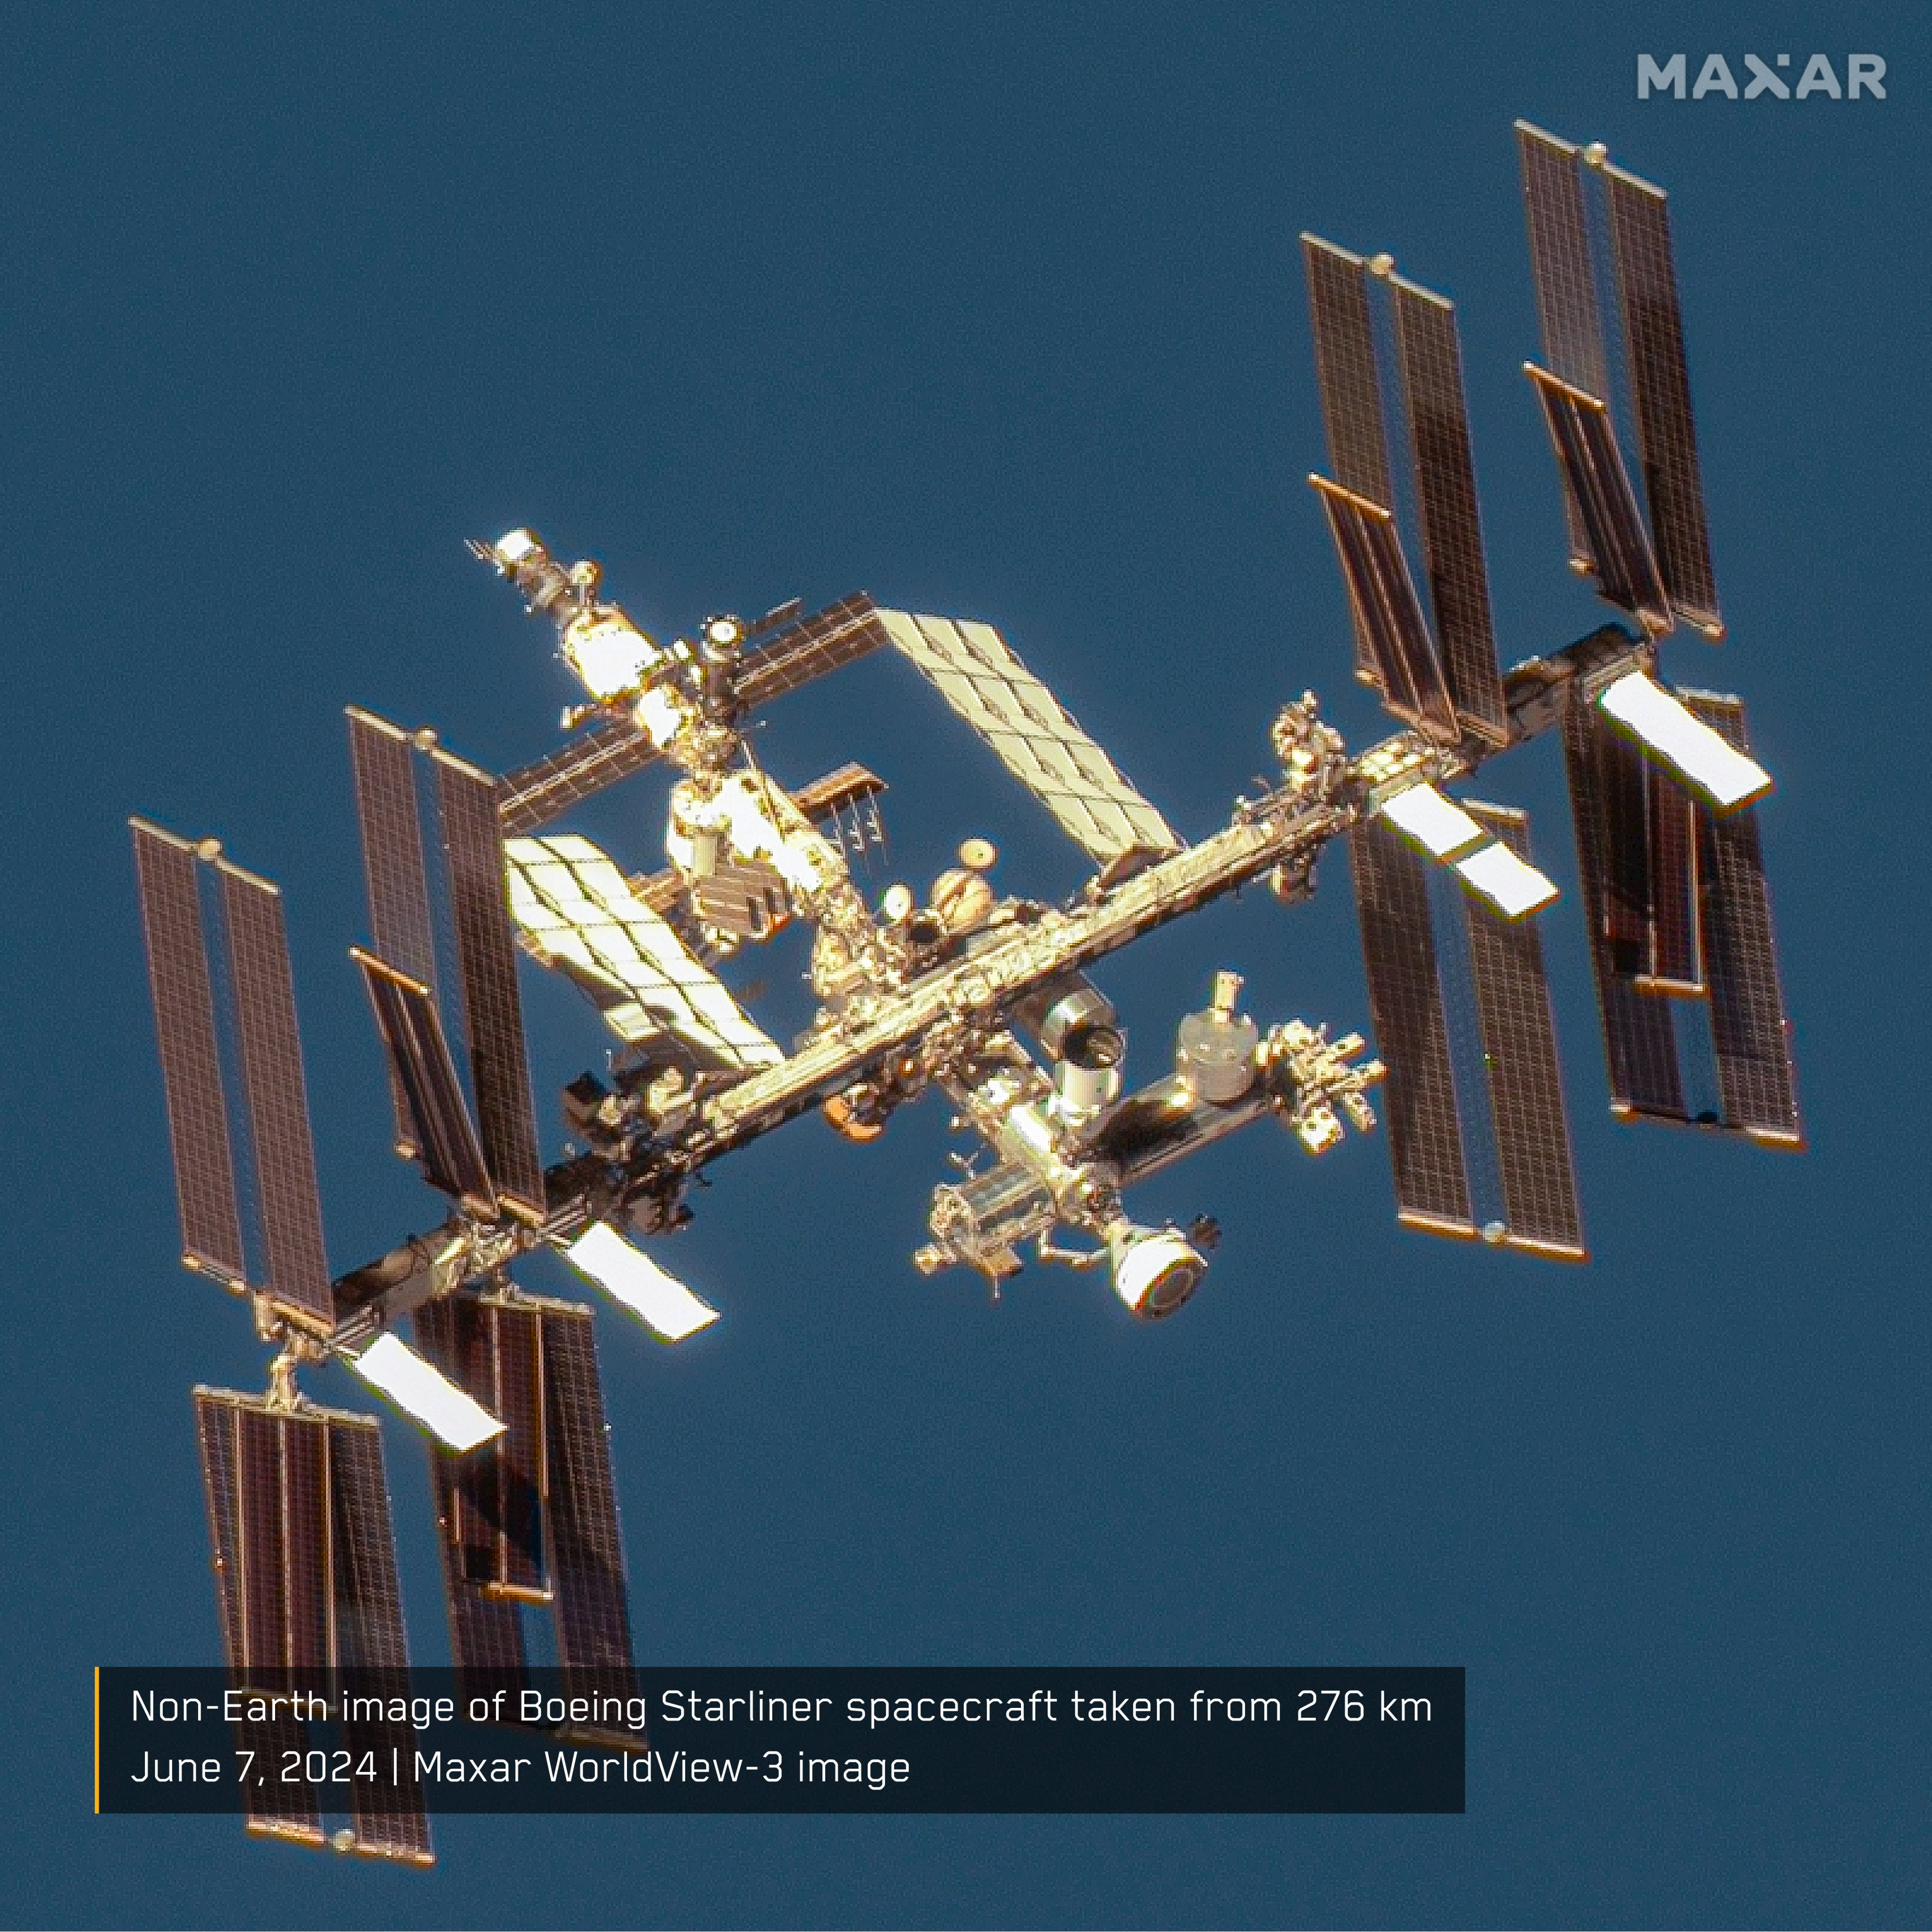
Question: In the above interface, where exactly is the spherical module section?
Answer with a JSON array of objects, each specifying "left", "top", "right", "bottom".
[
  {"left": 929, "top": 866, "right": 996, "bottom": 934},
  {"left": 1109, "top": 1225, "right": 1209, "bottom": 1320}
]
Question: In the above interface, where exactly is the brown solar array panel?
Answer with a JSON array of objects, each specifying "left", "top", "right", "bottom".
[
  {"left": 416, "top": 1293, "right": 639, "bottom": 1716},
  {"left": 495, "top": 595, "right": 894, "bottom": 836},
  {"left": 418, "top": 1295, "right": 549, "bottom": 1607},
  {"left": 1563, "top": 694, "right": 1692, "bottom": 1123},
  {"left": 1349, "top": 816, "right": 1476, "bottom": 1236},
  {"left": 194, "top": 1390, "right": 433, "bottom": 1864},
  {"left": 1516, "top": 124, "right": 1610, "bottom": 409},
  {"left": 1604, "top": 165, "right": 1724, "bottom": 639},
  {"left": 216, "top": 861, "right": 336, "bottom": 1335},
  {"left": 733, "top": 592, "right": 893, "bottom": 709},
  {"left": 540, "top": 1302, "right": 635, "bottom": 1679},
  {"left": 352, "top": 950, "right": 495, "bottom": 1212},
  {"left": 1304, "top": 234, "right": 1393, "bottom": 687},
  {"left": 1311, "top": 478, "right": 1459, "bottom": 743},
  {"left": 328, "top": 1414, "right": 435, "bottom": 1864},
  {"left": 500, "top": 716, "right": 664, "bottom": 836},
  {"left": 1683, "top": 695, "right": 1803, "bottom": 1146},
  {"left": 433, "top": 752, "right": 546, "bottom": 1220},
  {"left": 794, "top": 761, "right": 888, "bottom": 833},
  {"left": 1565, "top": 688, "right": 1801, "bottom": 1147},
  {"left": 1517, "top": 122, "right": 1613, "bottom": 582},
  {"left": 694, "top": 857, "right": 791, "bottom": 941},
  {"left": 1460, "top": 805, "right": 1586, "bottom": 1259},
  {"left": 197, "top": 1391, "right": 328, "bottom": 1678},
  {"left": 417, "top": 1286, "right": 531, "bottom": 1679},
  {"left": 346, "top": 711, "right": 438, "bottom": 990},
  {"left": 347, "top": 710, "right": 439, "bottom": 1155},
  {"left": 130, "top": 821, "right": 248, "bottom": 1288},
  {"left": 1525, "top": 367, "right": 1673, "bottom": 635},
  {"left": 1638, "top": 765, "right": 1704, "bottom": 995},
  {"left": 1390, "top": 275, "right": 1510, "bottom": 746},
  {"left": 235, "top": 1709, "right": 323, "bottom": 1849}
]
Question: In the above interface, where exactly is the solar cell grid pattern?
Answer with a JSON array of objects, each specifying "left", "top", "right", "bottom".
[
  {"left": 413, "top": 1298, "right": 532, "bottom": 1680},
  {"left": 195, "top": 1392, "right": 333, "bottom": 1677},
  {"left": 131, "top": 822, "right": 248, "bottom": 1287},
  {"left": 1527, "top": 370, "right": 1672, "bottom": 633},
  {"left": 238, "top": 1711, "right": 322, "bottom": 1848},
  {"left": 1639, "top": 764, "right": 1703, "bottom": 994},
  {"left": 1389, "top": 275, "right": 1509, "bottom": 746},
  {"left": 1604, "top": 165, "right": 1724, "bottom": 637},
  {"left": 1517, "top": 124, "right": 1610, "bottom": 574},
  {"left": 1349, "top": 817, "right": 1476, "bottom": 1235},
  {"left": 216, "top": 863, "right": 335, "bottom": 1331},
  {"left": 540, "top": 1303, "right": 637, "bottom": 1682},
  {"left": 1302, "top": 236, "right": 1395, "bottom": 510},
  {"left": 355, "top": 956, "right": 494, "bottom": 1207},
  {"left": 326, "top": 1416, "right": 415, "bottom": 1671},
  {"left": 494, "top": 595, "right": 893, "bottom": 836},
  {"left": 1302, "top": 234, "right": 1392, "bottom": 686},
  {"left": 879, "top": 610, "right": 1183, "bottom": 866},
  {"left": 348, "top": 711, "right": 441, "bottom": 1157},
  {"left": 1683, "top": 694, "right": 1803, "bottom": 1145},
  {"left": 434, "top": 753, "right": 547, "bottom": 1216},
  {"left": 346, "top": 709, "right": 439, "bottom": 990},
  {"left": 1310, "top": 484, "right": 1459, "bottom": 744},
  {"left": 733, "top": 592, "right": 895, "bottom": 707},
  {"left": 328, "top": 1411, "right": 436, "bottom": 1864},
  {"left": 505, "top": 833, "right": 784, "bottom": 1068},
  {"left": 1517, "top": 124, "right": 1610, "bottom": 408},
  {"left": 499, "top": 716, "right": 663, "bottom": 836},
  {"left": 1459, "top": 805, "right": 1586, "bottom": 1258},
  {"left": 1561, "top": 697, "right": 1689, "bottom": 1123},
  {"left": 455, "top": 1298, "right": 548, "bottom": 1600}
]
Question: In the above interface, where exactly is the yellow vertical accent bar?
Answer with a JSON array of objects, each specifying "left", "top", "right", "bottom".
[{"left": 93, "top": 1667, "right": 100, "bottom": 1813}]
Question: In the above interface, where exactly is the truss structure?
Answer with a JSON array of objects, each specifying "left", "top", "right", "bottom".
[{"left": 131, "top": 125, "right": 1800, "bottom": 1866}]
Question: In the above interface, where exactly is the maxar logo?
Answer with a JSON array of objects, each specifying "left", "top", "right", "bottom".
[{"left": 1639, "top": 53, "right": 1886, "bottom": 99}]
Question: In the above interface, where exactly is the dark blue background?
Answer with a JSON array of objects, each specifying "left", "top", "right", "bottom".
[{"left": 9, "top": 2, "right": 1925, "bottom": 1925}]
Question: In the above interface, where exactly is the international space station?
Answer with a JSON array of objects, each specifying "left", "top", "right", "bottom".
[{"left": 131, "top": 125, "right": 1801, "bottom": 1863}]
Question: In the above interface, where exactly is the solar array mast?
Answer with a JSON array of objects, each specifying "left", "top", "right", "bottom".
[{"left": 130, "top": 125, "right": 1801, "bottom": 1868}]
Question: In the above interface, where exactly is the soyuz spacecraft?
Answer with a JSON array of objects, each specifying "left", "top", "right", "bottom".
[{"left": 130, "top": 125, "right": 1801, "bottom": 1862}]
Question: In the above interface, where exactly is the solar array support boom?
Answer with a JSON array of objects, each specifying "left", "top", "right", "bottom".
[{"left": 128, "top": 122, "right": 1808, "bottom": 1877}]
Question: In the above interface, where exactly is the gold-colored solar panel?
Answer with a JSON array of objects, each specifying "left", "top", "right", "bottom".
[
  {"left": 506, "top": 833, "right": 784, "bottom": 1070},
  {"left": 879, "top": 609, "right": 1181, "bottom": 870}
]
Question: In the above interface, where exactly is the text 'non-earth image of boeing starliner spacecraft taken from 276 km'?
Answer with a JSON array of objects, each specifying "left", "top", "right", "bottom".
[{"left": 130, "top": 122, "right": 1802, "bottom": 1866}]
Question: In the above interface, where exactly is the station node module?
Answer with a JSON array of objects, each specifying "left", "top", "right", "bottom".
[{"left": 131, "top": 122, "right": 1800, "bottom": 1866}]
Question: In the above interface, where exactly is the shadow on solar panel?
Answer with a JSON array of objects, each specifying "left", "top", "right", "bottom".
[{"left": 127, "top": 121, "right": 1800, "bottom": 1869}]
